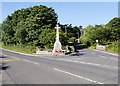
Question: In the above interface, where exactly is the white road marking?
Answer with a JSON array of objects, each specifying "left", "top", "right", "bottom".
[
  {"left": 81, "top": 51, "right": 118, "bottom": 61},
  {"left": 110, "top": 58, "right": 118, "bottom": 61},
  {"left": 56, "top": 59, "right": 118, "bottom": 69},
  {"left": 9, "top": 56, "right": 18, "bottom": 59},
  {"left": 2, "top": 54, "right": 118, "bottom": 69},
  {"left": 113, "top": 66, "right": 119, "bottom": 69},
  {"left": 100, "top": 55, "right": 118, "bottom": 61},
  {"left": 2, "top": 55, "right": 19, "bottom": 59},
  {"left": 54, "top": 68, "right": 103, "bottom": 84},
  {"left": 91, "top": 53, "right": 96, "bottom": 55},
  {"left": 89, "top": 52, "right": 118, "bottom": 61},
  {"left": 22, "top": 59, "right": 39, "bottom": 65},
  {"left": 3, "top": 54, "right": 39, "bottom": 65},
  {"left": 100, "top": 56, "right": 107, "bottom": 58}
]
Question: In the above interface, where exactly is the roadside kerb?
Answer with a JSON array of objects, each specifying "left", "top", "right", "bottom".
[{"left": 1, "top": 48, "right": 52, "bottom": 56}]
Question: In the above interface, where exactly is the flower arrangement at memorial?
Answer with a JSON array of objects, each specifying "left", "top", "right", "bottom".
[{"left": 55, "top": 50, "right": 62, "bottom": 53}]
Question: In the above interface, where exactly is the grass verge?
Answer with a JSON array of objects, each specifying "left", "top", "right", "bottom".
[{"left": 2, "top": 44, "right": 36, "bottom": 54}]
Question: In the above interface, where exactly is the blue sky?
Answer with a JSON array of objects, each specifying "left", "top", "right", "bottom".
[{"left": 1, "top": 2, "right": 118, "bottom": 28}]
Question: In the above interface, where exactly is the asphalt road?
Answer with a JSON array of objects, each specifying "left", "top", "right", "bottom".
[{"left": 1, "top": 48, "right": 119, "bottom": 84}]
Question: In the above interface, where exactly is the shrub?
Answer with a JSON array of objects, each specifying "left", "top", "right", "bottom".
[
  {"left": 88, "top": 46, "right": 96, "bottom": 49},
  {"left": 106, "top": 41, "right": 120, "bottom": 53},
  {"left": 69, "top": 37, "right": 76, "bottom": 43}
]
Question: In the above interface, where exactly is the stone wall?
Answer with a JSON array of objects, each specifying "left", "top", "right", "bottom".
[
  {"left": 36, "top": 51, "right": 52, "bottom": 55},
  {"left": 96, "top": 44, "right": 106, "bottom": 51}
]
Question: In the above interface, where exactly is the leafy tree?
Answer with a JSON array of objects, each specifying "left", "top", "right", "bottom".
[
  {"left": 0, "top": 24, "right": 2, "bottom": 41},
  {"left": 80, "top": 17, "right": 120, "bottom": 46},
  {"left": 105, "top": 17, "right": 120, "bottom": 41},
  {"left": 62, "top": 24, "right": 81, "bottom": 39},
  {"left": 14, "top": 21, "right": 27, "bottom": 45},
  {"left": 2, "top": 5, "right": 58, "bottom": 47},
  {"left": 1, "top": 16, "right": 15, "bottom": 45},
  {"left": 39, "top": 28, "right": 68, "bottom": 49}
]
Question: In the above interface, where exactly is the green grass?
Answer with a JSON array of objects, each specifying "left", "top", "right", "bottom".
[
  {"left": 1, "top": 44, "right": 68, "bottom": 54},
  {"left": 2, "top": 44, "right": 36, "bottom": 54},
  {"left": 88, "top": 46, "right": 96, "bottom": 49}
]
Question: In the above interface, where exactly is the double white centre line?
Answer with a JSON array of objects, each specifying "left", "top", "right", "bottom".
[
  {"left": 100, "top": 56, "right": 118, "bottom": 61},
  {"left": 54, "top": 68, "right": 103, "bottom": 84},
  {"left": 22, "top": 59, "right": 39, "bottom": 65},
  {"left": 56, "top": 59, "right": 118, "bottom": 69}
]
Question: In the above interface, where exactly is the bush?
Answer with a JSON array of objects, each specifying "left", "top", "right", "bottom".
[
  {"left": 62, "top": 46, "right": 67, "bottom": 50},
  {"left": 88, "top": 46, "right": 96, "bottom": 49},
  {"left": 106, "top": 41, "right": 120, "bottom": 53},
  {"left": 69, "top": 37, "right": 76, "bottom": 43}
]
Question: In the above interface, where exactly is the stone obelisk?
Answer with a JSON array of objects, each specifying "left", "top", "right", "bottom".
[{"left": 53, "top": 24, "right": 62, "bottom": 54}]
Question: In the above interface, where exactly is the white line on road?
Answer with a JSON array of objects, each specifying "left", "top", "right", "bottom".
[
  {"left": 54, "top": 68, "right": 103, "bottom": 84},
  {"left": 90, "top": 53, "right": 118, "bottom": 61},
  {"left": 56, "top": 59, "right": 118, "bottom": 69},
  {"left": 2, "top": 55, "right": 19, "bottom": 59},
  {"left": 91, "top": 53, "right": 96, "bottom": 55},
  {"left": 100, "top": 56, "right": 107, "bottom": 58},
  {"left": 22, "top": 59, "right": 39, "bottom": 65},
  {"left": 110, "top": 58, "right": 118, "bottom": 61},
  {"left": 100, "top": 55, "right": 118, "bottom": 60},
  {"left": 2, "top": 54, "right": 40, "bottom": 65},
  {"left": 3, "top": 54, "right": 118, "bottom": 69}
]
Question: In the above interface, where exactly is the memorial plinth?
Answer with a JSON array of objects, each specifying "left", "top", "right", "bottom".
[{"left": 52, "top": 24, "right": 63, "bottom": 55}]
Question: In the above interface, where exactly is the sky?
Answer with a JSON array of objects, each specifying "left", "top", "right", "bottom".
[{"left": 1, "top": 1, "right": 118, "bottom": 28}]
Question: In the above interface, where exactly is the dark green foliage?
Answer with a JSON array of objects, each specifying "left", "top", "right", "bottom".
[
  {"left": 1, "top": 17, "right": 15, "bottom": 45},
  {"left": 60, "top": 24, "right": 81, "bottom": 39},
  {"left": 1, "top": 5, "right": 62, "bottom": 48},
  {"left": 2, "top": 44, "right": 36, "bottom": 54},
  {"left": 106, "top": 17, "right": 120, "bottom": 41},
  {"left": 39, "top": 28, "right": 68, "bottom": 49},
  {"left": 69, "top": 37, "right": 76, "bottom": 43},
  {"left": 80, "top": 17, "right": 120, "bottom": 46},
  {"left": 106, "top": 40, "right": 120, "bottom": 53}
]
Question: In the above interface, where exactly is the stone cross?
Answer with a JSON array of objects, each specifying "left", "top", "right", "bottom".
[
  {"left": 53, "top": 24, "right": 62, "bottom": 54},
  {"left": 55, "top": 24, "right": 60, "bottom": 41}
]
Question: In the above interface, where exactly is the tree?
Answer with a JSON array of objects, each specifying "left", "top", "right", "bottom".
[
  {"left": 1, "top": 16, "right": 15, "bottom": 45},
  {"left": 14, "top": 21, "right": 27, "bottom": 45},
  {"left": 2, "top": 5, "right": 58, "bottom": 46},
  {"left": 80, "top": 17, "right": 120, "bottom": 46},
  {"left": 105, "top": 17, "right": 120, "bottom": 41},
  {"left": 39, "top": 28, "right": 68, "bottom": 49}
]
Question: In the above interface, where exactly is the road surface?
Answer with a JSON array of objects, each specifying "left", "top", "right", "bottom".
[{"left": 0, "top": 48, "right": 119, "bottom": 84}]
